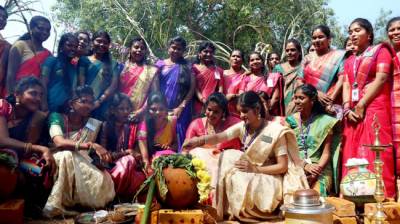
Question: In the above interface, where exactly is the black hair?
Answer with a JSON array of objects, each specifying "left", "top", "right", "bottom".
[
  {"left": 202, "top": 92, "right": 229, "bottom": 118},
  {"left": 105, "top": 93, "right": 132, "bottom": 152},
  {"left": 237, "top": 91, "right": 266, "bottom": 119},
  {"left": 57, "top": 32, "right": 78, "bottom": 56},
  {"left": 128, "top": 37, "right": 147, "bottom": 64},
  {"left": 343, "top": 36, "right": 351, "bottom": 49},
  {"left": 195, "top": 41, "right": 216, "bottom": 64},
  {"left": 387, "top": 17, "right": 400, "bottom": 32},
  {"left": 56, "top": 33, "right": 78, "bottom": 97},
  {"left": 231, "top": 49, "right": 245, "bottom": 65},
  {"left": 267, "top": 52, "right": 280, "bottom": 61},
  {"left": 92, "top": 30, "right": 113, "bottom": 87},
  {"left": 0, "top": 6, "right": 8, "bottom": 18},
  {"left": 349, "top": 18, "right": 374, "bottom": 45},
  {"left": 168, "top": 36, "right": 187, "bottom": 64},
  {"left": 145, "top": 92, "right": 168, "bottom": 157},
  {"left": 294, "top": 84, "right": 325, "bottom": 114},
  {"left": 7, "top": 77, "right": 43, "bottom": 105},
  {"left": 313, "top": 25, "right": 332, "bottom": 39},
  {"left": 19, "top": 16, "right": 51, "bottom": 41},
  {"left": 73, "top": 85, "right": 94, "bottom": 100},
  {"left": 286, "top": 38, "right": 303, "bottom": 61},
  {"left": 248, "top": 51, "right": 266, "bottom": 75},
  {"left": 76, "top": 31, "right": 91, "bottom": 40}
]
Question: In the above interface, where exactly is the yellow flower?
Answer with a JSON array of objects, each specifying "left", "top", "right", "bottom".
[
  {"left": 196, "top": 170, "right": 208, "bottom": 180},
  {"left": 192, "top": 157, "right": 206, "bottom": 170},
  {"left": 199, "top": 173, "right": 211, "bottom": 183}
]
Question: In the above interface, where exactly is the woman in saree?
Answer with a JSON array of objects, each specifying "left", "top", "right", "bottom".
[
  {"left": 97, "top": 93, "right": 146, "bottom": 199},
  {"left": 286, "top": 84, "right": 340, "bottom": 196},
  {"left": 137, "top": 92, "right": 177, "bottom": 168},
  {"left": 342, "top": 18, "right": 395, "bottom": 198},
  {"left": 230, "top": 52, "right": 284, "bottom": 116},
  {"left": 224, "top": 49, "right": 245, "bottom": 117},
  {"left": 183, "top": 91, "right": 308, "bottom": 221},
  {"left": 192, "top": 42, "right": 224, "bottom": 115},
  {"left": 185, "top": 92, "right": 241, "bottom": 205},
  {"left": 43, "top": 85, "right": 115, "bottom": 217},
  {"left": 6, "top": 16, "right": 52, "bottom": 95},
  {"left": 387, "top": 17, "right": 400, "bottom": 174},
  {"left": 0, "top": 77, "right": 55, "bottom": 208},
  {"left": 155, "top": 36, "right": 194, "bottom": 150},
  {"left": 303, "top": 25, "right": 347, "bottom": 114},
  {"left": 0, "top": 6, "right": 10, "bottom": 98},
  {"left": 267, "top": 52, "right": 280, "bottom": 72},
  {"left": 273, "top": 39, "right": 303, "bottom": 115},
  {"left": 78, "top": 30, "right": 119, "bottom": 120},
  {"left": 76, "top": 31, "right": 91, "bottom": 57},
  {"left": 41, "top": 33, "right": 79, "bottom": 113}
]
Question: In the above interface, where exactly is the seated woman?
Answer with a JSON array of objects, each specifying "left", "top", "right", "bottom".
[
  {"left": 136, "top": 92, "right": 177, "bottom": 167},
  {"left": 183, "top": 91, "right": 308, "bottom": 222},
  {"left": 185, "top": 92, "right": 241, "bottom": 204},
  {"left": 97, "top": 93, "right": 146, "bottom": 199},
  {"left": 286, "top": 84, "right": 340, "bottom": 196},
  {"left": 0, "top": 77, "right": 55, "bottom": 208},
  {"left": 43, "top": 85, "right": 115, "bottom": 218}
]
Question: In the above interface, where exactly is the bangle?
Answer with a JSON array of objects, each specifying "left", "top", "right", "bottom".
[
  {"left": 24, "top": 143, "right": 32, "bottom": 154},
  {"left": 74, "top": 142, "right": 81, "bottom": 151}
]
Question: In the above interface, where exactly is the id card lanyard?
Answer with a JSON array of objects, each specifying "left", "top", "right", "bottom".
[{"left": 352, "top": 46, "right": 371, "bottom": 102}]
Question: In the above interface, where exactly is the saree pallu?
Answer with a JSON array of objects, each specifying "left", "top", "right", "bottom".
[
  {"left": 0, "top": 40, "right": 10, "bottom": 97},
  {"left": 274, "top": 64, "right": 303, "bottom": 115},
  {"left": 156, "top": 60, "right": 192, "bottom": 151},
  {"left": 216, "top": 121, "right": 308, "bottom": 221},
  {"left": 192, "top": 65, "right": 224, "bottom": 114},
  {"left": 119, "top": 63, "right": 157, "bottom": 111},
  {"left": 16, "top": 50, "right": 51, "bottom": 81},
  {"left": 392, "top": 52, "right": 400, "bottom": 173},
  {"left": 286, "top": 113, "right": 341, "bottom": 196},
  {"left": 42, "top": 56, "right": 78, "bottom": 112},
  {"left": 342, "top": 43, "right": 395, "bottom": 197},
  {"left": 224, "top": 70, "right": 245, "bottom": 117},
  {"left": 303, "top": 50, "right": 346, "bottom": 93},
  {"left": 44, "top": 113, "right": 115, "bottom": 217}
]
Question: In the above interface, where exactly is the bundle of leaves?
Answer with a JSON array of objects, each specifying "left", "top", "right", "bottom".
[{"left": 134, "top": 154, "right": 196, "bottom": 201}]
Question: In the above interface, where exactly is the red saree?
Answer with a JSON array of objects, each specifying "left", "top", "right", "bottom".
[
  {"left": 15, "top": 50, "right": 51, "bottom": 81},
  {"left": 224, "top": 70, "right": 244, "bottom": 117},
  {"left": 192, "top": 64, "right": 224, "bottom": 113},
  {"left": 0, "top": 40, "right": 10, "bottom": 98},
  {"left": 392, "top": 51, "right": 400, "bottom": 173},
  {"left": 342, "top": 43, "right": 395, "bottom": 197}
]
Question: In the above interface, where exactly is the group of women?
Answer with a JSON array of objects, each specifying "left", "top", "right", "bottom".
[{"left": 0, "top": 8, "right": 400, "bottom": 221}]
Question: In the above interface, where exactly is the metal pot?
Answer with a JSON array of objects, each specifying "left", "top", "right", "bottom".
[{"left": 292, "top": 189, "right": 321, "bottom": 207}]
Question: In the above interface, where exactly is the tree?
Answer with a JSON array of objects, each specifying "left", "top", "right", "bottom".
[{"left": 51, "top": 0, "right": 343, "bottom": 63}]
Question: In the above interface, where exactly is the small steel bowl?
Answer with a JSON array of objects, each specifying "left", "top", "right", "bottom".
[{"left": 292, "top": 189, "right": 321, "bottom": 207}]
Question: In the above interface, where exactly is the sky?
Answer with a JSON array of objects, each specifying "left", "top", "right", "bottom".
[{"left": 1, "top": 0, "right": 399, "bottom": 53}]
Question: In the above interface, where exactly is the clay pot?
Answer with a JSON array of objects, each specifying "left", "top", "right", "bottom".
[
  {"left": 0, "top": 164, "right": 18, "bottom": 199},
  {"left": 158, "top": 167, "right": 199, "bottom": 209}
]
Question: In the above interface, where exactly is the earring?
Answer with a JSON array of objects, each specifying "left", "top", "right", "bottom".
[
  {"left": 222, "top": 116, "right": 226, "bottom": 121},
  {"left": 15, "top": 98, "right": 20, "bottom": 106},
  {"left": 69, "top": 107, "right": 75, "bottom": 113},
  {"left": 258, "top": 114, "right": 261, "bottom": 120}
]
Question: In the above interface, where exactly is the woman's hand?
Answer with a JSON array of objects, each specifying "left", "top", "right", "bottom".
[
  {"left": 304, "top": 163, "right": 322, "bottom": 176},
  {"left": 93, "top": 100, "right": 101, "bottom": 109},
  {"left": 173, "top": 107, "right": 184, "bottom": 118},
  {"left": 354, "top": 102, "right": 366, "bottom": 120},
  {"left": 129, "top": 109, "right": 143, "bottom": 123},
  {"left": 234, "top": 159, "right": 258, "bottom": 173},
  {"left": 346, "top": 110, "right": 361, "bottom": 123},
  {"left": 317, "top": 90, "right": 333, "bottom": 105},
  {"left": 37, "top": 146, "right": 56, "bottom": 176},
  {"left": 92, "top": 143, "right": 112, "bottom": 163},
  {"left": 182, "top": 137, "right": 202, "bottom": 151}
]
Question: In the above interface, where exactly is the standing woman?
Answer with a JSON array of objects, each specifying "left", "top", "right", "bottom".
[
  {"left": 267, "top": 52, "right": 280, "bottom": 72},
  {"left": 274, "top": 39, "right": 303, "bottom": 115},
  {"left": 230, "top": 52, "right": 284, "bottom": 116},
  {"left": 43, "top": 85, "right": 115, "bottom": 217},
  {"left": 155, "top": 36, "right": 195, "bottom": 150},
  {"left": 76, "top": 31, "right": 91, "bottom": 57},
  {"left": 0, "top": 6, "right": 11, "bottom": 98},
  {"left": 192, "top": 42, "right": 224, "bottom": 115},
  {"left": 224, "top": 49, "right": 245, "bottom": 117},
  {"left": 78, "top": 30, "right": 119, "bottom": 120},
  {"left": 342, "top": 18, "right": 395, "bottom": 198},
  {"left": 119, "top": 37, "right": 157, "bottom": 146},
  {"left": 41, "top": 33, "right": 79, "bottom": 113},
  {"left": 6, "top": 16, "right": 52, "bottom": 95},
  {"left": 387, "top": 17, "right": 400, "bottom": 173},
  {"left": 303, "top": 25, "right": 347, "bottom": 111}
]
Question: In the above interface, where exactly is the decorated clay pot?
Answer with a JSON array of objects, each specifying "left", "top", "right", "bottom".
[
  {"left": 340, "top": 164, "right": 376, "bottom": 207},
  {"left": 0, "top": 164, "right": 17, "bottom": 199},
  {"left": 158, "top": 167, "right": 199, "bottom": 209}
]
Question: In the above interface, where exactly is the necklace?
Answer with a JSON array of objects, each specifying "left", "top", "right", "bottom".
[
  {"left": 299, "top": 114, "right": 315, "bottom": 159},
  {"left": 241, "top": 120, "right": 265, "bottom": 151}
]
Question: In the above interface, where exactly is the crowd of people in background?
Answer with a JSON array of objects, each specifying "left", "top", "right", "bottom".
[{"left": 0, "top": 4, "right": 400, "bottom": 221}]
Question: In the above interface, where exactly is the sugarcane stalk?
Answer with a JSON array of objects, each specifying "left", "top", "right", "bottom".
[{"left": 141, "top": 178, "right": 155, "bottom": 224}]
